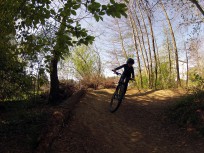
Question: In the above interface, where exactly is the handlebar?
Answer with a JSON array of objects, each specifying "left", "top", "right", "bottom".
[{"left": 112, "top": 70, "right": 121, "bottom": 75}]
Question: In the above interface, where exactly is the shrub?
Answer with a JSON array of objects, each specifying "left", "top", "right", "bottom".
[{"left": 169, "top": 90, "right": 204, "bottom": 136}]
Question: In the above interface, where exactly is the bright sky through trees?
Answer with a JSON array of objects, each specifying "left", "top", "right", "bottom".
[{"left": 78, "top": 0, "right": 204, "bottom": 77}]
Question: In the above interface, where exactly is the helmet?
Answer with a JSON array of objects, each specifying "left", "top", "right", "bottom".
[{"left": 126, "top": 58, "right": 134, "bottom": 64}]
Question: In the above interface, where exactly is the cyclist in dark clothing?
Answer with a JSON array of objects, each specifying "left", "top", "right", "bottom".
[{"left": 112, "top": 58, "right": 135, "bottom": 96}]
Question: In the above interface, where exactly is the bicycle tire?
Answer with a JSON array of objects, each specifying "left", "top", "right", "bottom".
[{"left": 109, "top": 85, "right": 124, "bottom": 113}]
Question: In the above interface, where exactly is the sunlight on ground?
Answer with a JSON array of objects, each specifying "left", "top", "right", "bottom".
[
  {"left": 130, "top": 131, "right": 143, "bottom": 142},
  {"left": 92, "top": 88, "right": 186, "bottom": 98}
]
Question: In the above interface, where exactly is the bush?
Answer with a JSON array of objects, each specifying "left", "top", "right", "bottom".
[
  {"left": 169, "top": 90, "right": 204, "bottom": 136},
  {"left": 59, "top": 80, "right": 78, "bottom": 100},
  {"left": 102, "top": 78, "right": 116, "bottom": 89},
  {"left": 79, "top": 76, "right": 117, "bottom": 90}
]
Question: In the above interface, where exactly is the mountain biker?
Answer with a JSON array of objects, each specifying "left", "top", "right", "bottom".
[{"left": 112, "top": 58, "right": 135, "bottom": 97}]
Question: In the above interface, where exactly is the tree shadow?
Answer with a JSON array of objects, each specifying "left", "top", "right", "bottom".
[{"left": 126, "top": 89, "right": 159, "bottom": 97}]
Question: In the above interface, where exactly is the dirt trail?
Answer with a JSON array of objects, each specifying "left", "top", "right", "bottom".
[{"left": 50, "top": 89, "right": 204, "bottom": 153}]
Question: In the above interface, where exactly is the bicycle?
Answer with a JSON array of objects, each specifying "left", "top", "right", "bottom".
[{"left": 109, "top": 71, "right": 134, "bottom": 113}]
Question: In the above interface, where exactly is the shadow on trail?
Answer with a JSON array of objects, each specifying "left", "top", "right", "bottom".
[{"left": 127, "top": 89, "right": 159, "bottom": 97}]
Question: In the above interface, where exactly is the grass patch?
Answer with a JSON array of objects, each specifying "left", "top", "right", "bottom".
[{"left": 169, "top": 90, "right": 204, "bottom": 136}]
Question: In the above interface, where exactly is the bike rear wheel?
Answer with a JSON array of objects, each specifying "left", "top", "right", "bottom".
[{"left": 109, "top": 85, "right": 124, "bottom": 113}]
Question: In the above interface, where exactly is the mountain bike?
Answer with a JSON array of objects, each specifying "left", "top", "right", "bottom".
[{"left": 109, "top": 71, "right": 134, "bottom": 113}]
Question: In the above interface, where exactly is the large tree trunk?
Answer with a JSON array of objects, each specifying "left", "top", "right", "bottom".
[
  {"left": 160, "top": 0, "right": 181, "bottom": 87},
  {"left": 128, "top": 11, "right": 143, "bottom": 88},
  {"left": 49, "top": 53, "right": 60, "bottom": 104},
  {"left": 49, "top": 17, "right": 66, "bottom": 104}
]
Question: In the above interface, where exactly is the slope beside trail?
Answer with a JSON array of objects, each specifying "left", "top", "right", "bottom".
[{"left": 50, "top": 89, "right": 204, "bottom": 153}]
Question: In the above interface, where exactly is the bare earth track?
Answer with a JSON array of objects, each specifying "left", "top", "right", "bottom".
[{"left": 50, "top": 89, "right": 204, "bottom": 153}]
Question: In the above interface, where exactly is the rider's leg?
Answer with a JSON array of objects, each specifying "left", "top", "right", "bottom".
[
  {"left": 124, "top": 77, "right": 130, "bottom": 95},
  {"left": 118, "top": 75, "right": 125, "bottom": 89},
  {"left": 116, "top": 75, "right": 125, "bottom": 98}
]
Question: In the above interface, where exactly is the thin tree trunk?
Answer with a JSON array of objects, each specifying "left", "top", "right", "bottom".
[
  {"left": 147, "top": 14, "right": 158, "bottom": 89},
  {"left": 155, "top": 38, "right": 161, "bottom": 74},
  {"left": 185, "top": 42, "right": 189, "bottom": 87},
  {"left": 160, "top": 0, "right": 181, "bottom": 87},
  {"left": 116, "top": 19, "right": 128, "bottom": 59},
  {"left": 133, "top": 8, "right": 150, "bottom": 78},
  {"left": 140, "top": 0, "right": 157, "bottom": 88},
  {"left": 113, "top": 48, "right": 120, "bottom": 66},
  {"left": 130, "top": 11, "right": 148, "bottom": 77},
  {"left": 165, "top": 29, "right": 172, "bottom": 81},
  {"left": 128, "top": 11, "right": 143, "bottom": 88},
  {"left": 189, "top": 0, "right": 204, "bottom": 16},
  {"left": 137, "top": 2, "right": 153, "bottom": 88}
]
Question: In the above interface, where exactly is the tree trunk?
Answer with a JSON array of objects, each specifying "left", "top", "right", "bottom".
[
  {"left": 49, "top": 53, "right": 60, "bottom": 104},
  {"left": 137, "top": 2, "right": 153, "bottom": 88},
  {"left": 185, "top": 42, "right": 189, "bottom": 87},
  {"left": 189, "top": 0, "right": 204, "bottom": 16},
  {"left": 155, "top": 38, "right": 161, "bottom": 74},
  {"left": 166, "top": 31, "right": 172, "bottom": 81},
  {"left": 130, "top": 11, "right": 148, "bottom": 77},
  {"left": 49, "top": 17, "right": 66, "bottom": 104},
  {"left": 160, "top": 0, "right": 181, "bottom": 87},
  {"left": 116, "top": 19, "right": 128, "bottom": 59},
  {"left": 147, "top": 15, "right": 158, "bottom": 89},
  {"left": 128, "top": 11, "right": 143, "bottom": 88},
  {"left": 132, "top": 8, "right": 149, "bottom": 78}
]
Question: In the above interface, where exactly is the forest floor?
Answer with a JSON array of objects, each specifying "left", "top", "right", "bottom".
[{"left": 50, "top": 89, "right": 204, "bottom": 153}]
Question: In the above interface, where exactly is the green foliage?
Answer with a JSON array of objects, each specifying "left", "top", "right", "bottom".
[
  {"left": 135, "top": 75, "right": 149, "bottom": 89},
  {"left": 71, "top": 45, "right": 100, "bottom": 79},
  {"left": 0, "top": 43, "right": 33, "bottom": 100},
  {"left": 157, "top": 62, "right": 176, "bottom": 89},
  {"left": 169, "top": 91, "right": 204, "bottom": 136},
  {"left": 8, "top": 0, "right": 127, "bottom": 61},
  {"left": 190, "top": 73, "right": 204, "bottom": 90},
  {"left": 70, "top": 45, "right": 103, "bottom": 89},
  {"left": 0, "top": 0, "right": 127, "bottom": 101}
]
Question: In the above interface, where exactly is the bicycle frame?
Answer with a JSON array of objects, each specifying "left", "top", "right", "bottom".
[{"left": 109, "top": 70, "right": 135, "bottom": 113}]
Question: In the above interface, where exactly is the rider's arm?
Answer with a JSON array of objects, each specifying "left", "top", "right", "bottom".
[
  {"left": 132, "top": 68, "right": 135, "bottom": 79},
  {"left": 114, "top": 64, "right": 125, "bottom": 71}
]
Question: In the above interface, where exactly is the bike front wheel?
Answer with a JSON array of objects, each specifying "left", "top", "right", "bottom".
[{"left": 109, "top": 86, "right": 124, "bottom": 113}]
